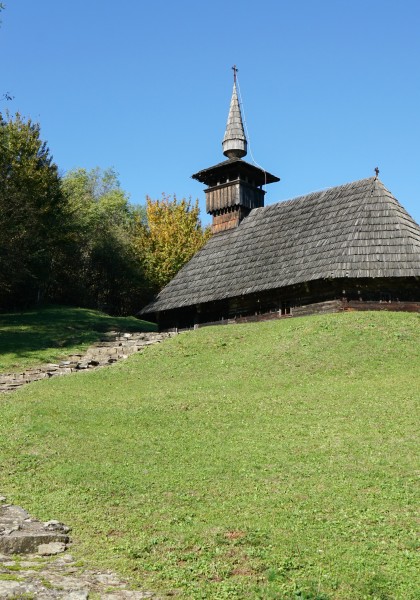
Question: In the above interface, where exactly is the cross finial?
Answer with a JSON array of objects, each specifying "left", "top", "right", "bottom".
[
  {"left": 374, "top": 166, "right": 379, "bottom": 178},
  {"left": 232, "top": 65, "right": 238, "bottom": 83}
]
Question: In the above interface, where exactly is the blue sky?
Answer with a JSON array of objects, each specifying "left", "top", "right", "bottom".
[{"left": 1, "top": 0, "right": 419, "bottom": 225}]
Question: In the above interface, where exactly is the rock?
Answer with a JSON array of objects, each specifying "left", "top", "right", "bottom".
[
  {"left": 0, "top": 543, "right": 159, "bottom": 598},
  {"left": 52, "top": 552, "right": 74, "bottom": 565},
  {"left": 44, "top": 519, "right": 60, "bottom": 528},
  {"left": 0, "top": 496, "right": 6, "bottom": 502},
  {"left": 2, "top": 505, "right": 30, "bottom": 520},
  {"left": 2, "top": 525, "right": 20, "bottom": 535},
  {"left": 0, "top": 580, "right": 23, "bottom": 599},
  {"left": 93, "top": 572, "right": 123, "bottom": 586},
  {"left": 105, "top": 592, "right": 156, "bottom": 599},
  {"left": 0, "top": 505, "right": 69, "bottom": 554},
  {"left": 44, "top": 520, "right": 71, "bottom": 534},
  {"left": 38, "top": 541, "right": 67, "bottom": 555}
]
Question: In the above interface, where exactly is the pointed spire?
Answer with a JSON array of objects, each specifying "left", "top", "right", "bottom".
[{"left": 222, "top": 67, "right": 247, "bottom": 159}]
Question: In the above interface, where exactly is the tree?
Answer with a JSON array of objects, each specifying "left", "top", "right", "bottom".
[
  {"left": 134, "top": 194, "right": 211, "bottom": 291},
  {"left": 58, "top": 167, "right": 150, "bottom": 314},
  {"left": 0, "top": 112, "right": 67, "bottom": 307}
]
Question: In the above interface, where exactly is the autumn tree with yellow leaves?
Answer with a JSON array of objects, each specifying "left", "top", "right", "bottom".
[{"left": 135, "top": 194, "right": 211, "bottom": 291}]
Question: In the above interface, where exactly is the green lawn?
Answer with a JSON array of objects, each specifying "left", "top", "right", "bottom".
[
  {"left": 0, "top": 311, "right": 419, "bottom": 599},
  {"left": 0, "top": 305, "right": 156, "bottom": 372}
]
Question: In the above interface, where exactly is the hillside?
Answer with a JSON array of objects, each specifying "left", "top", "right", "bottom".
[
  {"left": 0, "top": 311, "right": 419, "bottom": 599},
  {"left": 0, "top": 306, "right": 156, "bottom": 372}
]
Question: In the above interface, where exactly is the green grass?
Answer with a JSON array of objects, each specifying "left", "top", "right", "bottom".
[
  {"left": 0, "top": 305, "right": 156, "bottom": 372},
  {"left": 0, "top": 311, "right": 419, "bottom": 599},
  {"left": 0, "top": 573, "right": 23, "bottom": 581}
]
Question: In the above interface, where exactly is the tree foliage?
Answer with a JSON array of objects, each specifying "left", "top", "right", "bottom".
[
  {"left": 57, "top": 168, "right": 150, "bottom": 314},
  {"left": 0, "top": 112, "right": 210, "bottom": 315},
  {"left": 134, "top": 194, "right": 211, "bottom": 291},
  {"left": 0, "top": 112, "right": 66, "bottom": 307}
]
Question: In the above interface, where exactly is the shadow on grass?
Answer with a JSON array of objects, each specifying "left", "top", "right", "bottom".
[{"left": 0, "top": 305, "right": 157, "bottom": 363}]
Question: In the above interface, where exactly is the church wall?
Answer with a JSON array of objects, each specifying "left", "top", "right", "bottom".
[{"left": 154, "top": 276, "right": 420, "bottom": 330}]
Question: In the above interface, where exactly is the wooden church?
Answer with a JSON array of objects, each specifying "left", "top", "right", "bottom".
[{"left": 140, "top": 72, "right": 420, "bottom": 330}]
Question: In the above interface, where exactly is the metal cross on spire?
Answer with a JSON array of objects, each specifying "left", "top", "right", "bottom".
[
  {"left": 232, "top": 64, "right": 238, "bottom": 83},
  {"left": 374, "top": 167, "right": 380, "bottom": 178}
]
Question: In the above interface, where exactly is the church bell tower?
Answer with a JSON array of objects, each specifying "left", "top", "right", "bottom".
[{"left": 192, "top": 67, "right": 279, "bottom": 234}]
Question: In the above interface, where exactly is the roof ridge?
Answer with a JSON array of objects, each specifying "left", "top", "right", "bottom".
[
  {"left": 246, "top": 177, "right": 379, "bottom": 216},
  {"left": 282, "top": 176, "right": 377, "bottom": 204}
]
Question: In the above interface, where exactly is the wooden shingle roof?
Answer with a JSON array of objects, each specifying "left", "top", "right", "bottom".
[
  {"left": 141, "top": 177, "right": 420, "bottom": 314},
  {"left": 191, "top": 157, "right": 280, "bottom": 187}
]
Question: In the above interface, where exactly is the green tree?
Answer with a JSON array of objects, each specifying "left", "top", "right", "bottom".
[
  {"left": 59, "top": 167, "right": 150, "bottom": 314},
  {"left": 0, "top": 112, "right": 66, "bottom": 307},
  {"left": 134, "top": 194, "right": 211, "bottom": 291}
]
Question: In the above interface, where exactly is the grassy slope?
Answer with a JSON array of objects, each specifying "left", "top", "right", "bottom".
[
  {"left": 0, "top": 305, "right": 156, "bottom": 372},
  {"left": 0, "top": 312, "right": 419, "bottom": 599}
]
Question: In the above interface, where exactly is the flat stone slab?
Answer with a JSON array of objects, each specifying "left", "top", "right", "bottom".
[
  {"left": 38, "top": 541, "right": 67, "bottom": 555},
  {"left": 0, "top": 504, "right": 70, "bottom": 555},
  {"left": 0, "top": 577, "right": 89, "bottom": 599},
  {"left": 0, "top": 553, "right": 158, "bottom": 598}
]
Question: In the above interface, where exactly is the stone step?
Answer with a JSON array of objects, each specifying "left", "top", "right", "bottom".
[
  {"left": 0, "top": 505, "right": 70, "bottom": 555},
  {"left": 0, "top": 330, "right": 178, "bottom": 394}
]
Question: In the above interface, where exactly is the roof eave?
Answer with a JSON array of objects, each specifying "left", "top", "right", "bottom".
[{"left": 192, "top": 158, "right": 280, "bottom": 186}]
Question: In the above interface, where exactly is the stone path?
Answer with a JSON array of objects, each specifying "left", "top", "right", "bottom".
[
  {"left": 0, "top": 497, "right": 159, "bottom": 599},
  {"left": 0, "top": 331, "right": 176, "bottom": 393}
]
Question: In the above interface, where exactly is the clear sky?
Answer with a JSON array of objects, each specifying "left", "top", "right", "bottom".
[{"left": 1, "top": 0, "right": 419, "bottom": 225}]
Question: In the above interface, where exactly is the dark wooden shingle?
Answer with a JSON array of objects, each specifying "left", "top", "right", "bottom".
[{"left": 141, "top": 177, "right": 420, "bottom": 314}]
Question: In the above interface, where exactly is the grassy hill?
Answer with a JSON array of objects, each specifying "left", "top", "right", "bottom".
[
  {"left": 0, "top": 311, "right": 419, "bottom": 599},
  {"left": 0, "top": 305, "right": 156, "bottom": 372}
]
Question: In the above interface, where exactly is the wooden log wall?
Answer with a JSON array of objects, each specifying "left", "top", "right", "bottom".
[
  {"left": 344, "top": 300, "right": 420, "bottom": 313},
  {"left": 290, "top": 300, "right": 344, "bottom": 317},
  {"left": 161, "top": 300, "right": 420, "bottom": 331}
]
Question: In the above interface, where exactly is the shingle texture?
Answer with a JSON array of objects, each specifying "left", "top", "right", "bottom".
[
  {"left": 192, "top": 157, "right": 279, "bottom": 186},
  {"left": 222, "top": 82, "right": 247, "bottom": 158},
  {"left": 141, "top": 177, "right": 420, "bottom": 314}
]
